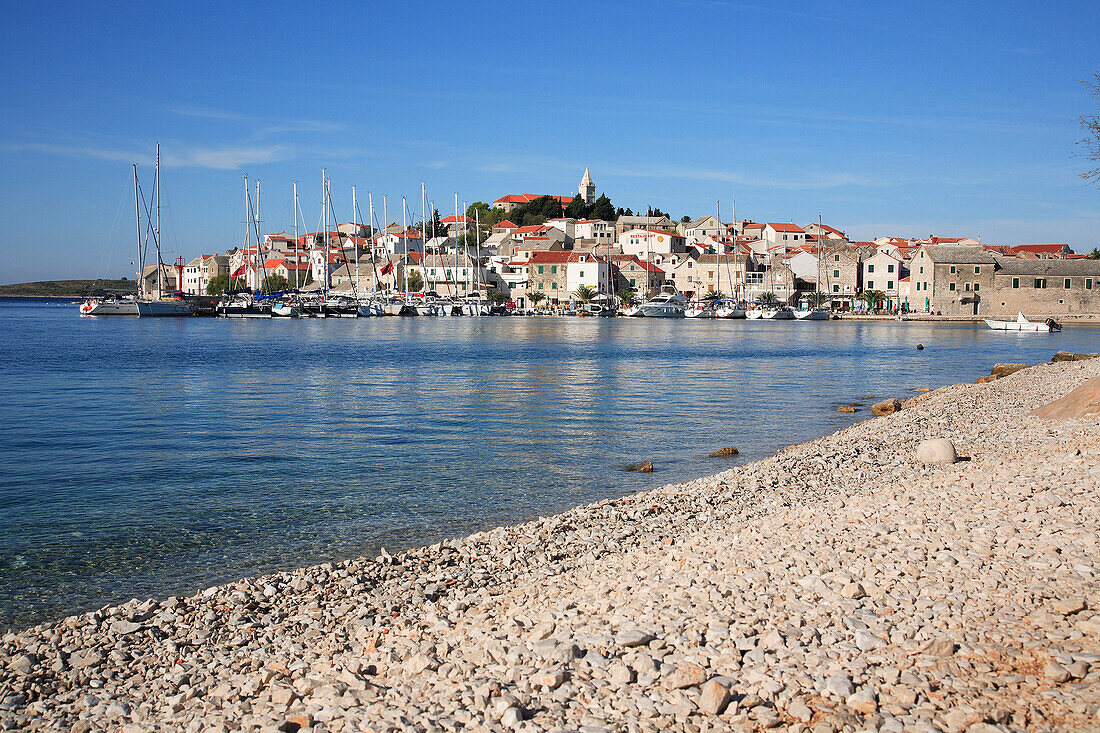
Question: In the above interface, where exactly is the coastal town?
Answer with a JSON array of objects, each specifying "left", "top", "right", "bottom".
[{"left": 128, "top": 169, "right": 1100, "bottom": 320}]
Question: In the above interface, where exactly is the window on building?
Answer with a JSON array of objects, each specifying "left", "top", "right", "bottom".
[
  {"left": 833, "top": 284, "right": 840, "bottom": 292},
  {"left": 834, "top": 254, "right": 840, "bottom": 262},
  {"left": 919, "top": 266, "right": 923, "bottom": 274},
  {"left": 1087, "top": 278, "right": 1093, "bottom": 290},
  {"left": 974, "top": 283, "right": 980, "bottom": 291},
  {"left": 868, "top": 264, "right": 875, "bottom": 273},
  {"left": 974, "top": 266, "right": 981, "bottom": 274},
  {"left": 551, "top": 265, "right": 557, "bottom": 274},
  {"left": 1034, "top": 278, "right": 1046, "bottom": 289},
  {"left": 537, "top": 282, "right": 544, "bottom": 289},
  {"left": 579, "top": 270, "right": 584, "bottom": 278},
  {"left": 949, "top": 282, "right": 956, "bottom": 291},
  {"left": 888, "top": 264, "right": 895, "bottom": 273},
  {"left": 833, "top": 270, "right": 840, "bottom": 278},
  {"left": 538, "top": 266, "right": 544, "bottom": 274},
  {"left": 629, "top": 278, "right": 636, "bottom": 287},
  {"left": 1012, "top": 277, "right": 1020, "bottom": 288},
  {"left": 551, "top": 282, "right": 558, "bottom": 289},
  {"left": 950, "top": 266, "right": 956, "bottom": 274},
  {"left": 965, "top": 283, "right": 971, "bottom": 291},
  {"left": 888, "top": 280, "right": 894, "bottom": 289},
  {"left": 1064, "top": 278, "right": 1071, "bottom": 289},
  {"left": 868, "top": 281, "right": 874, "bottom": 289}
]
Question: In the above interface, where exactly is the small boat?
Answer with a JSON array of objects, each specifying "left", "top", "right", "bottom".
[
  {"left": 760, "top": 306, "right": 795, "bottom": 320},
  {"left": 622, "top": 305, "right": 642, "bottom": 317},
  {"left": 216, "top": 293, "right": 270, "bottom": 318},
  {"left": 357, "top": 299, "right": 385, "bottom": 317},
  {"left": 684, "top": 302, "right": 714, "bottom": 318},
  {"left": 984, "top": 312, "right": 1061, "bottom": 332},
  {"left": 639, "top": 285, "right": 688, "bottom": 318},
  {"left": 271, "top": 301, "right": 301, "bottom": 318},
  {"left": 793, "top": 308, "right": 830, "bottom": 320},
  {"left": 79, "top": 295, "right": 140, "bottom": 316}
]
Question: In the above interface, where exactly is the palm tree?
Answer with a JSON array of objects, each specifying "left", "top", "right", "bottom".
[
  {"left": 528, "top": 291, "right": 546, "bottom": 308},
  {"left": 616, "top": 287, "right": 636, "bottom": 307},
  {"left": 806, "top": 291, "right": 828, "bottom": 307},
  {"left": 486, "top": 287, "right": 505, "bottom": 305},
  {"left": 858, "top": 289, "right": 884, "bottom": 312},
  {"left": 757, "top": 290, "right": 777, "bottom": 306},
  {"left": 574, "top": 284, "right": 596, "bottom": 303},
  {"left": 406, "top": 270, "right": 424, "bottom": 292}
]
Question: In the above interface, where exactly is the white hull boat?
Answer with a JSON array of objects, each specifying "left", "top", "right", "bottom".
[
  {"left": 684, "top": 305, "right": 714, "bottom": 318},
  {"left": 638, "top": 285, "right": 688, "bottom": 318},
  {"left": 79, "top": 297, "right": 140, "bottom": 316},
  {"left": 137, "top": 300, "right": 196, "bottom": 317},
  {"left": 793, "top": 308, "right": 830, "bottom": 320},
  {"left": 745, "top": 309, "right": 763, "bottom": 319},
  {"left": 271, "top": 303, "right": 301, "bottom": 318},
  {"left": 984, "top": 312, "right": 1061, "bottom": 332},
  {"left": 622, "top": 306, "right": 642, "bottom": 317},
  {"left": 714, "top": 306, "right": 746, "bottom": 319},
  {"left": 760, "top": 307, "right": 795, "bottom": 320},
  {"left": 357, "top": 301, "right": 385, "bottom": 317}
]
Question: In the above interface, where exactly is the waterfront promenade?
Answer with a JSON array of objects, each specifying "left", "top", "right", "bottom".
[{"left": 2, "top": 357, "right": 1098, "bottom": 731}]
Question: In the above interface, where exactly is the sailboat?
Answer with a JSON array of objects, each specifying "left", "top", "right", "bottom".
[
  {"left": 136, "top": 144, "right": 195, "bottom": 317},
  {"left": 80, "top": 165, "right": 144, "bottom": 316}
]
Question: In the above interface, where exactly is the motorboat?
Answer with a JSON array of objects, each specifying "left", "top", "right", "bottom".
[
  {"left": 793, "top": 308, "right": 830, "bottom": 320},
  {"left": 984, "top": 312, "right": 1061, "bottom": 332},
  {"left": 357, "top": 299, "right": 385, "bottom": 317},
  {"left": 79, "top": 295, "right": 140, "bottom": 316},
  {"left": 639, "top": 285, "right": 688, "bottom": 318}
]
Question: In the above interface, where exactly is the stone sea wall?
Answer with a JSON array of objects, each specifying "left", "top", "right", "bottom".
[{"left": 2, "top": 357, "right": 1099, "bottom": 732}]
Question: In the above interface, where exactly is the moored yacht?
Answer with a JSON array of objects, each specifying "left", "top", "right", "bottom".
[
  {"left": 639, "top": 285, "right": 688, "bottom": 318},
  {"left": 80, "top": 295, "right": 140, "bottom": 316}
]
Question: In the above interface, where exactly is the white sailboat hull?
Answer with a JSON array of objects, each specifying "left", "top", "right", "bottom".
[
  {"left": 793, "top": 309, "right": 830, "bottom": 320},
  {"left": 714, "top": 307, "right": 746, "bottom": 319},
  {"left": 80, "top": 299, "right": 139, "bottom": 316}
]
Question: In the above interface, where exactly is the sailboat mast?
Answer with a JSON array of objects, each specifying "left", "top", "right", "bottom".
[
  {"left": 402, "top": 197, "right": 408, "bottom": 296},
  {"left": 133, "top": 164, "right": 142, "bottom": 296},
  {"left": 453, "top": 193, "right": 459, "bottom": 298},
  {"left": 293, "top": 181, "right": 300, "bottom": 288},
  {"left": 383, "top": 196, "right": 389, "bottom": 291},
  {"left": 321, "top": 169, "right": 328, "bottom": 296},
  {"left": 353, "top": 186, "right": 360, "bottom": 297},
  {"left": 155, "top": 143, "right": 163, "bottom": 299},
  {"left": 368, "top": 192, "right": 377, "bottom": 293},
  {"left": 475, "top": 206, "right": 481, "bottom": 302}
]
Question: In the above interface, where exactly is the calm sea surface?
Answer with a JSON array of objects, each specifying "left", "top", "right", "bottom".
[{"left": 2, "top": 297, "right": 1097, "bottom": 629}]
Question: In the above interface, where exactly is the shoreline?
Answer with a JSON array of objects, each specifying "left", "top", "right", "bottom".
[{"left": 3, "top": 359, "right": 1099, "bottom": 731}]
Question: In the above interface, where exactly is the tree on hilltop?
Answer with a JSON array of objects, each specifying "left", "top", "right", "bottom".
[
  {"left": 589, "top": 194, "right": 615, "bottom": 222},
  {"left": 565, "top": 194, "right": 588, "bottom": 219}
]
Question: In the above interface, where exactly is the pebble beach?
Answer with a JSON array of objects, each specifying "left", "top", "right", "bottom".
[{"left": 2, "top": 357, "right": 1099, "bottom": 732}]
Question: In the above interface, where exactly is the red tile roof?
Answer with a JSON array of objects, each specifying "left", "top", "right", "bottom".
[
  {"left": 495, "top": 220, "right": 518, "bottom": 228},
  {"left": 1012, "top": 243, "right": 1070, "bottom": 254},
  {"left": 766, "top": 222, "right": 805, "bottom": 233}
]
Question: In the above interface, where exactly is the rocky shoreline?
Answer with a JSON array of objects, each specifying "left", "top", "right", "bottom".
[{"left": 3, "top": 358, "right": 1099, "bottom": 732}]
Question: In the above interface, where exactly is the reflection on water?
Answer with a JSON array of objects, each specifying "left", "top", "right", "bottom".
[{"left": 2, "top": 297, "right": 1098, "bottom": 628}]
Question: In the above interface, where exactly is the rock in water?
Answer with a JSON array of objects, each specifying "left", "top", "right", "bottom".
[
  {"left": 991, "top": 363, "right": 1030, "bottom": 378},
  {"left": 871, "top": 398, "right": 902, "bottom": 416},
  {"left": 708, "top": 446, "right": 739, "bottom": 458},
  {"left": 837, "top": 405, "right": 857, "bottom": 413},
  {"left": 916, "top": 343, "right": 924, "bottom": 350},
  {"left": 625, "top": 461, "right": 654, "bottom": 473},
  {"left": 1052, "top": 350, "right": 1098, "bottom": 362},
  {"left": 916, "top": 438, "right": 958, "bottom": 465}
]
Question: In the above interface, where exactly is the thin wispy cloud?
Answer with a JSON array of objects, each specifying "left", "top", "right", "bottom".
[
  {"left": 4, "top": 142, "right": 294, "bottom": 170},
  {"left": 606, "top": 164, "right": 882, "bottom": 190}
]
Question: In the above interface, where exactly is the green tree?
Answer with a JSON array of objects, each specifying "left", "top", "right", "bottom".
[
  {"left": 1078, "top": 72, "right": 1100, "bottom": 184},
  {"left": 574, "top": 284, "right": 596, "bottom": 302},
  {"left": 806, "top": 291, "right": 829, "bottom": 307},
  {"left": 528, "top": 291, "right": 546, "bottom": 307},
  {"left": 646, "top": 206, "right": 668, "bottom": 218},
  {"left": 565, "top": 194, "right": 588, "bottom": 219},
  {"left": 1087, "top": 247, "right": 1100, "bottom": 259},
  {"left": 757, "top": 291, "right": 777, "bottom": 306},
  {"left": 681, "top": 215, "right": 692, "bottom": 223},
  {"left": 616, "top": 287, "right": 636, "bottom": 306},
  {"left": 261, "top": 275, "right": 291, "bottom": 294},
  {"left": 405, "top": 270, "right": 424, "bottom": 292},
  {"left": 206, "top": 273, "right": 232, "bottom": 295},
  {"left": 858, "top": 289, "right": 885, "bottom": 311},
  {"left": 486, "top": 287, "right": 505, "bottom": 305},
  {"left": 590, "top": 194, "right": 616, "bottom": 222},
  {"left": 465, "top": 202, "right": 500, "bottom": 231}
]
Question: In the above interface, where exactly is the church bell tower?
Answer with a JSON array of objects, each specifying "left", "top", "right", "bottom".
[{"left": 579, "top": 167, "right": 595, "bottom": 205}]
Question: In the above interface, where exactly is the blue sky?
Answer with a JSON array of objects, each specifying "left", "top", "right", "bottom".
[{"left": 1, "top": 0, "right": 1097, "bottom": 282}]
